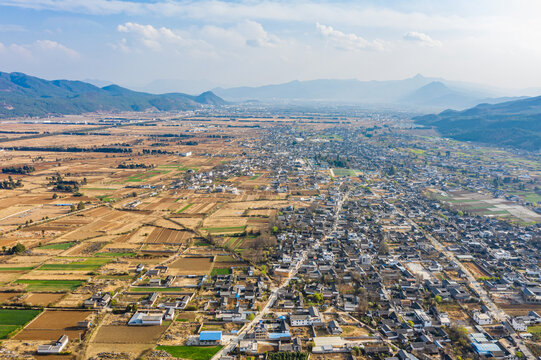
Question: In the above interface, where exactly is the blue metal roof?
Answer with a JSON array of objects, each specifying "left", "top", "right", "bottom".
[
  {"left": 268, "top": 331, "right": 290, "bottom": 339},
  {"left": 472, "top": 342, "right": 501, "bottom": 355},
  {"left": 199, "top": 331, "right": 222, "bottom": 341}
]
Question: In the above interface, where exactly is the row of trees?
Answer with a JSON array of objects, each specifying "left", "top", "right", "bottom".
[
  {"left": 10, "top": 146, "right": 131, "bottom": 153},
  {"left": 2, "top": 165, "right": 35, "bottom": 174},
  {"left": 117, "top": 163, "right": 153, "bottom": 169},
  {"left": 2, "top": 243, "right": 26, "bottom": 255}
]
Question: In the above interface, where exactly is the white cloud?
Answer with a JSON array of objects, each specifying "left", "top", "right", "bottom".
[
  {"left": 403, "top": 31, "right": 442, "bottom": 47},
  {"left": 0, "top": 40, "right": 78, "bottom": 61},
  {"left": 116, "top": 20, "right": 279, "bottom": 55},
  {"left": 238, "top": 20, "right": 278, "bottom": 48},
  {"left": 316, "top": 23, "right": 385, "bottom": 51},
  {"left": 117, "top": 22, "right": 190, "bottom": 51},
  {"left": 35, "top": 39, "right": 79, "bottom": 58},
  {"left": 0, "top": 0, "right": 486, "bottom": 29}
]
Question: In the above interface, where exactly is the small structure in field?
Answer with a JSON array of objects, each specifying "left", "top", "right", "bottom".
[{"left": 37, "top": 335, "right": 68, "bottom": 354}]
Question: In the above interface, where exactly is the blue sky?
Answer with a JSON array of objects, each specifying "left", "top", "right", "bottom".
[{"left": 0, "top": 0, "right": 540, "bottom": 93}]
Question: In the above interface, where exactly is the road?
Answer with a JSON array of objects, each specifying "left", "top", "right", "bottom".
[
  {"left": 211, "top": 184, "right": 349, "bottom": 359},
  {"left": 389, "top": 203, "right": 534, "bottom": 359},
  {"left": 211, "top": 251, "right": 307, "bottom": 359}
]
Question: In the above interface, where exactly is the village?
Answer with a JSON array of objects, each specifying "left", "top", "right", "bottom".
[{"left": 0, "top": 106, "right": 539, "bottom": 360}]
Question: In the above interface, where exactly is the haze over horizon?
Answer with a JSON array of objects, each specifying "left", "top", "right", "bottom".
[{"left": 1, "top": 0, "right": 541, "bottom": 94}]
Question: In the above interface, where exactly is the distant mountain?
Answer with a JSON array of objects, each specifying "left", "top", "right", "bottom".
[
  {"left": 83, "top": 78, "right": 114, "bottom": 88},
  {"left": 0, "top": 71, "right": 225, "bottom": 118},
  {"left": 401, "top": 81, "right": 481, "bottom": 108},
  {"left": 213, "top": 75, "right": 501, "bottom": 110},
  {"left": 414, "top": 96, "right": 541, "bottom": 151},
  {"left": 139, "top": 78, "right": 218, "bottom": 95}
]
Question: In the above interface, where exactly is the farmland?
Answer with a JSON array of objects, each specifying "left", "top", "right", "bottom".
[
  {"left": 92, "top": 324, "right": 168, "bottom": 343},
  {"left": 14, "top": 279, "right": 85, "bottom": 292},
  {"left": 5, "top": 108, "right": 538, "bottom": 360},
  {"left": 156, "top": 345, "right": 223, "bottom": 360},
  {"left": 169, "top": 256, "right": 213, "bottom": 275},
  {"left": 0, "top": 309, "right": 41, "bottom": 339},
  {"left": 14, "top": 310, "right": 91, "bottom": 341}
]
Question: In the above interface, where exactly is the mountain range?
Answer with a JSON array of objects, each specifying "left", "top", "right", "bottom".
[
  {"left": 414, "top": 96, "right": 541, "bottom": 151},
  {"left": 213, "top": 75, "right": 520, "bottom": 110},
  {"left": 0, "top": 71, "right": 225, "bottom": 118}
]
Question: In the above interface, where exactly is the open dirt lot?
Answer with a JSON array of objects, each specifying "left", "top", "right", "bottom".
[
  {"left": 14, "top": 310, "right": 91, "bottom": 341},
  {"left": 24, "top": 293, "right": 65, "bottom": 306},
  {"left": 169, "top": 256, "right": 213, "bottom": 275},
  {"left": 92, "top": 325, "right": 168, "bottom": 343},
  {"left": 147, "top": 227, "right": 193, "bottom": 244}
]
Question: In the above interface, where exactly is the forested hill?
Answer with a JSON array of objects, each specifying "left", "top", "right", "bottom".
[
  {"left": 414, "top": 96, "right": 541, "bottom": 151},
  {"left": 0, "top": 71, "right": 225, "bottom": 118}
]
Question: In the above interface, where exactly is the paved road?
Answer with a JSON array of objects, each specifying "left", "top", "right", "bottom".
[
  {"left": 212, "top": 185, "right": 349, "bottom": 359},
  {"left": 390, "top": 203, "right": 534, "bottom": 359},
  {"left": 211, "top": 251, "right": 306, "bottom": 359}
]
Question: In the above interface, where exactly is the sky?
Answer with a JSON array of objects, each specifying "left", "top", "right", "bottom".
[{"left": 0, "top": 0, "right": 541, "bottom": 93}]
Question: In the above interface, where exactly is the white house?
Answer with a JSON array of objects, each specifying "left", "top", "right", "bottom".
[
  {"left": 438, "top": 312, "right": 451, "bottom": 327},
  {"left": 290, "top": 306, "right": 322, "bottom": 327},
  {"left": 511, "top": 318, "right": 528, "bottom": 332},
  {"left": 414, "top": 309, "right": 432, "bottom": 328},
  {"left": 128, "top": 311, "right": 165, "bottom": 326},
  {"left": 473, "top": 312, "right": 493, "bottom": 325}
]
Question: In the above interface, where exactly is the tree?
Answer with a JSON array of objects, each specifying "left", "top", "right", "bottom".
[
  {"left": 52, "top": 193, "right": 58, "bottom": 199},
  {"left": 378, "top": 240, "right": 390, "bottom": 255},
  {"left": 247, "top": 313, "right": 255, "bottom": 321},
  {"left": 435, "top": 295, "right": 442, "bottom": 303},
  {"left": 311, "top": 292, "right": 323, "bottom": 303},
  {"left": 8, "top": 243, "right": 26, "bottom": 254},
  {"left": 77, "top": 201, "right": 85, "bottom": 210}
]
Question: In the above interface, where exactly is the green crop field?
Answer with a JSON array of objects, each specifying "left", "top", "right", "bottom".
[
  {"left": 332, "top": 168, "right": 358, "bottom": 176},
  {"left": 129, "top": 287, "right": 186, "bottom": 292},
  {"left": 38, "top": 257, "right": 110, "bottom": 271},
  {"left": 126, "top": 170, "right": 169, "bottom": 182},
  {"left": 15, "top": 279, "right": 84, "bottom": 292},
  {"left": 95, "top": 252, "right": 136, "bottom": 257},
  {"left": 156, "top": 345, "right": 222, "bottom": 360},
  {"left": 96, "top": 195, "right": 114, "bottom": 202},
  {"left": 38, "top": 242, "right": 76, "bottom": 250},
  {"left": 177, "top": 203, "right": 194, "bottom": 213},
  {"left": 0, "top": 325, "right": 17, "bottom": 339},
  {"left": 211, "top": 268, "right": 231, "bottom": 276},
  {"left": 249, "top": 174, "right": 261, "bottom": 180},
  {"left": 407, "top": 148, "right": 426, "bottom": 155},
  {"left": 0, "top": 309, "right": 41, "bottom": 338}
]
